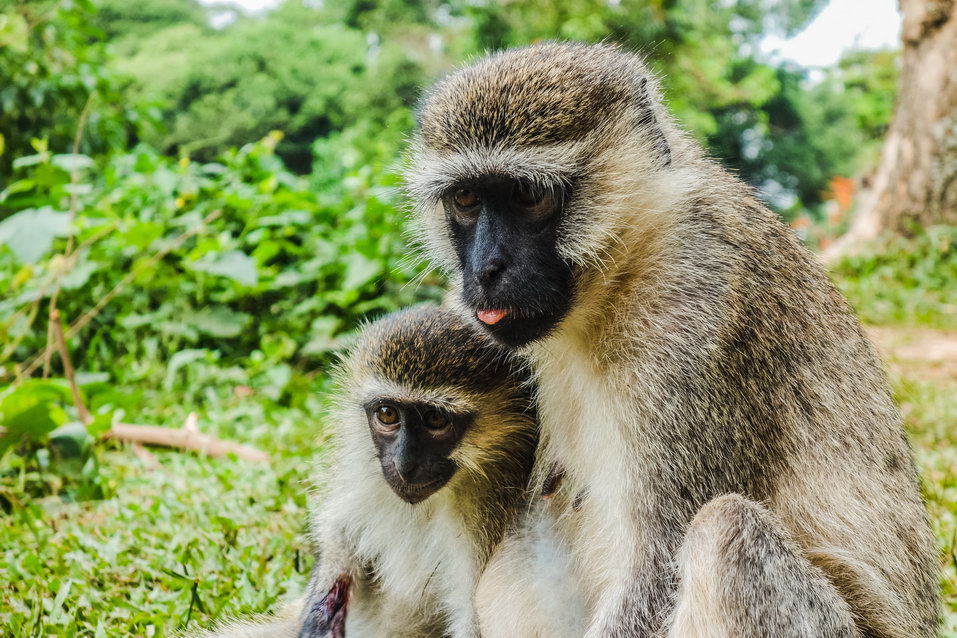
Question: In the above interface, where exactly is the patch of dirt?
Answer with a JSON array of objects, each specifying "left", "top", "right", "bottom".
[{"left": 866, "top": 326, "right": 957, "bottom": 383}]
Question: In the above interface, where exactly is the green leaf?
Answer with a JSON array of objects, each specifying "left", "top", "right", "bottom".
[
  {"left": 49, "top": 422, "right": 93, "bottom": 461},
  {"left": 189, "top": 250, "right": 259, "bottom": 286},
  {"left": 51, "top": 153, "right": 95, "bottom": 172},
  {"left": 255, "top": 210, "right": 312, "bottom": 227},
  {"left": 302, "top": 316, "right": 342, "bottom": 356},
  {"left": 164, "top": 349, "right": 210, "bottom": 390},
  {"left": 0, "top": 380, "right": 72, "bottom": 442},
  {"left": 0, "top": 207, "right": 72, "bottom": 263},
  {"left": 342, "top": 253, "right": 381, "bottom": 290},
  {"left": 181, "top": 306, "right": 252, "bottom": 338},
  {"left": 60, "top": 257, "right": 100, "bottom": 290},
  {"left": 11, "top": 153, "right": 47, "bottom": 169},
  {"left": 0, "top": 12, "right": 29, "bottom": 52}
]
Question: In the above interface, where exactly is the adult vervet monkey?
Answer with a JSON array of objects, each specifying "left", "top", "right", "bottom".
[
  {"left": 191, "top": 306, "right": 538, "bottom": 638},
  {"left": 407, "top": 42, "right": 939, "bottom": 637}
]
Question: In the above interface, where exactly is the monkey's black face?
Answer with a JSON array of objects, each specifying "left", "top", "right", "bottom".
[
  {"left": 365, "top": 400, "right": 469, "bottom": 504},
  {"left": 443, "top": 176, "right": 575, "bottom": 347}
]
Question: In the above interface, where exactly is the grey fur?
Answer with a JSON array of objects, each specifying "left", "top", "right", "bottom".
[{"left": 408, "top": 42, "right": 939, "bottom": 637}]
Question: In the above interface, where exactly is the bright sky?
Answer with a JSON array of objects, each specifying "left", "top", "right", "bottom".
[
  {"left": 759, "top": 0, "right": 901, "bottom": 67},
  {"left": 213, "top": 0, "right": 903, "bottom": 68}
]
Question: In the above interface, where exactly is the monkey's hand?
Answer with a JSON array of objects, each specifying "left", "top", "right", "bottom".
[
  {"left": 541, "top": 462, "right": 566, "bottom": 498},
  {"left": 298, "top": 575, "right": 351, "bottom": 638}
]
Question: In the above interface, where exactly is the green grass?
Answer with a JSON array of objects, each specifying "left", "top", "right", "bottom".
[
  {"left": 4, "top": 344, "right": 955, "bottom": 637},
  {"left": 894, "top": 369, "right": 957, "bottom": 636},
  {"left": 1, "top": 384, "right": 326, "bottom": 636},
  {"left": 3, "top": 230, "right": 957, "bottom": 636},
  {"left": 833, "top": 226, "right": 957, "bottom": 331}
]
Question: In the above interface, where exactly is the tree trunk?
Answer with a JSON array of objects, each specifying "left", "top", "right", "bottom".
[{"left": 824, "top": 0, "right": 957, "bottom": 261}]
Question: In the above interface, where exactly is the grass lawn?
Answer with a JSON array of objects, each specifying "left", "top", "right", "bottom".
[
  {"left": 2, "top": 260, "right": 956, "bottom": 636},
  {"left": 1, "top": 387, "right": 327, "bottom": 636},
  {"left": 870, "top": 327, "right": 957, "bottom": 637}
]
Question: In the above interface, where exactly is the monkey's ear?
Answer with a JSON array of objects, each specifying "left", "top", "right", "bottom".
[
  {"left": 298, "top": 575, "right": 350, "bottom": 638},
  {"left": 635, "top": 77, "right": 671, "bottom": 168}
]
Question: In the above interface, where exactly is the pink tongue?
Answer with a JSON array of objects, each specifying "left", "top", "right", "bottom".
[{"left": 476, "top": 309, "right": 510, "bottom": 325}]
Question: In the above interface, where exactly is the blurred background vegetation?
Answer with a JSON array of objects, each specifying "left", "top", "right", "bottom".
[{"left": 0, "top": 0, "right": 954, "bottom": 635}]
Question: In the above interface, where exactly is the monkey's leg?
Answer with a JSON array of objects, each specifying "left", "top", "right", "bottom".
[{"left": 667, "top": 494, "right": 859, "bottom": 638}]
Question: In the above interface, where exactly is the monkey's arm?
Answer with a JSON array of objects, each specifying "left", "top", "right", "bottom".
[
  {"left": 298, "top": 569, "right": 351, "bottom": 638},
  {"left": 297, "top": 520, "right": 362, "bottom": 638}
]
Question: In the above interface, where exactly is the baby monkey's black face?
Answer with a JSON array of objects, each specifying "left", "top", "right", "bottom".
[
  {"left": 365, "top": 399, "right": 470, "bottom": 504},
  {"left": 443, "top": 176, "right": 575, "bottom": 347}
]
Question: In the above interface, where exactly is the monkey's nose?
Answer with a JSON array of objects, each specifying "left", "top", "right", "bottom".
[
  {"left": 394, "top": 457, "right": 418, "bottom": 483},
  {"left": 476, "top": 257, "right": 506, "bottom": 287}
]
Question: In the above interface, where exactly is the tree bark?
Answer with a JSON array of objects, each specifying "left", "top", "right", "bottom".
[{"left": 824, "top": 0, "right": 957, "bottom": 261}]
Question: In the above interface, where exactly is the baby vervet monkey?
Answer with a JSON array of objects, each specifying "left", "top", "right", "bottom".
[{"left": 192, "top": 305, "right": 538, "bottom": 638}]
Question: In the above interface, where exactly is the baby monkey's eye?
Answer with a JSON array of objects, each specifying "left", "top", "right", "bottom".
[
  {"left": 424, "top": 409, "right": 450, "bottom": 430},
  {"left": 375, "top": 405, "right": 400, "bottom": 426},
  {"left": 453, "top": 188, "right": 479, "bottom": 209}
]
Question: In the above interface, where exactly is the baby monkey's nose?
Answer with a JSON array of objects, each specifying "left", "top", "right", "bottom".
[{"left": 394, "top": 456, "right": 419, "bottom": 483}]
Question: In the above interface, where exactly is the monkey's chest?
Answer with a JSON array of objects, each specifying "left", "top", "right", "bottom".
[
  {"left": 353, "top": 503, "right": 482, "bottom": 632},
  {"left": 534, "top": 359, "right": 642, "bottom": 608}
]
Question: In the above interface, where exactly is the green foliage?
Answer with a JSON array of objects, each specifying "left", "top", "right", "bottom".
[
  {"left": 812, "top": 49, "right": 899, "bottom": 171},
  {"left": 891, "top": 369, "right": 957, "bottom": 637},
  {"left": 2, "top": 333, "right": 331, "bottom": 634},
  {"left": 832, "top": 227, "right": 957, "bottom": 330},
  {"left": 96, "top": 0, "right": 887, "bottom": 214},
  {"left": 94, "top": 0, "right": 207, "bottom": 40},
  {"left": 0, "top": 132, "right": 441, "bottom": 505},
  {"left": 0, "top": 133, "right": 440, "bottom": 388},
  {"left": 116, "top": 1, "right": 427, "bottom": 172},
  {"left": 0, "top": 378, "right": 110, "bottom": 502},
  {"left": 0, "top": 0, "right": 148, "bottom": 188}
]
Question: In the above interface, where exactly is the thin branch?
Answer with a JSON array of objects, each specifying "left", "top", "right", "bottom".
[
  {"left": 50, "top": 308, "right": 91, "bottom": 424},
  {"left": 49, "top": 92, "right": 94, "bottom": 315},
  {"left": 41, "top": 308, "right": 55, "bottom": 380},
  {"left": 0, "top": 287, "right": 46, "bottom": 367},
  {"left": 30, "top": 93, "right": 95, "bottom": 384}
]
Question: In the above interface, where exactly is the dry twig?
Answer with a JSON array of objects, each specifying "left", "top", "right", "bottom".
[{"left": 104, "top": 413, "right": 270, "bottom": 463}]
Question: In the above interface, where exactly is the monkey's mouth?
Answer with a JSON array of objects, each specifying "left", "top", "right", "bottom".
[
  {"left": 471, "top": 302, "right": 565, "bottom": 348},
  {"left": 476, "top": 308, "right": 511, "bottom": 325},
  {"left": 389, "top": 476, "right": 451, "bottom": 504}
]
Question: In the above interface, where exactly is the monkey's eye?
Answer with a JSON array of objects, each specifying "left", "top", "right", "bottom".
[
  {"left": 453, "top": 188, "right": 480, "bottom": 209},
  {"left": 513, "top": 182, "right": 543, "bottom": 207},
  {"left": 375, "top": 405, "right": 400, "bottom": 428},
  {"left": 513, "top": 182, "right": 559, "bottom": 221},
  {"left": 424, "top": 409, "right": 450, "bottom": 431}
]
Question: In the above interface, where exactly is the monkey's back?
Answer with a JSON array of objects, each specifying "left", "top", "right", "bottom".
[{"left": 627, "top": 162, "right": 939, "bottom": 636}]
